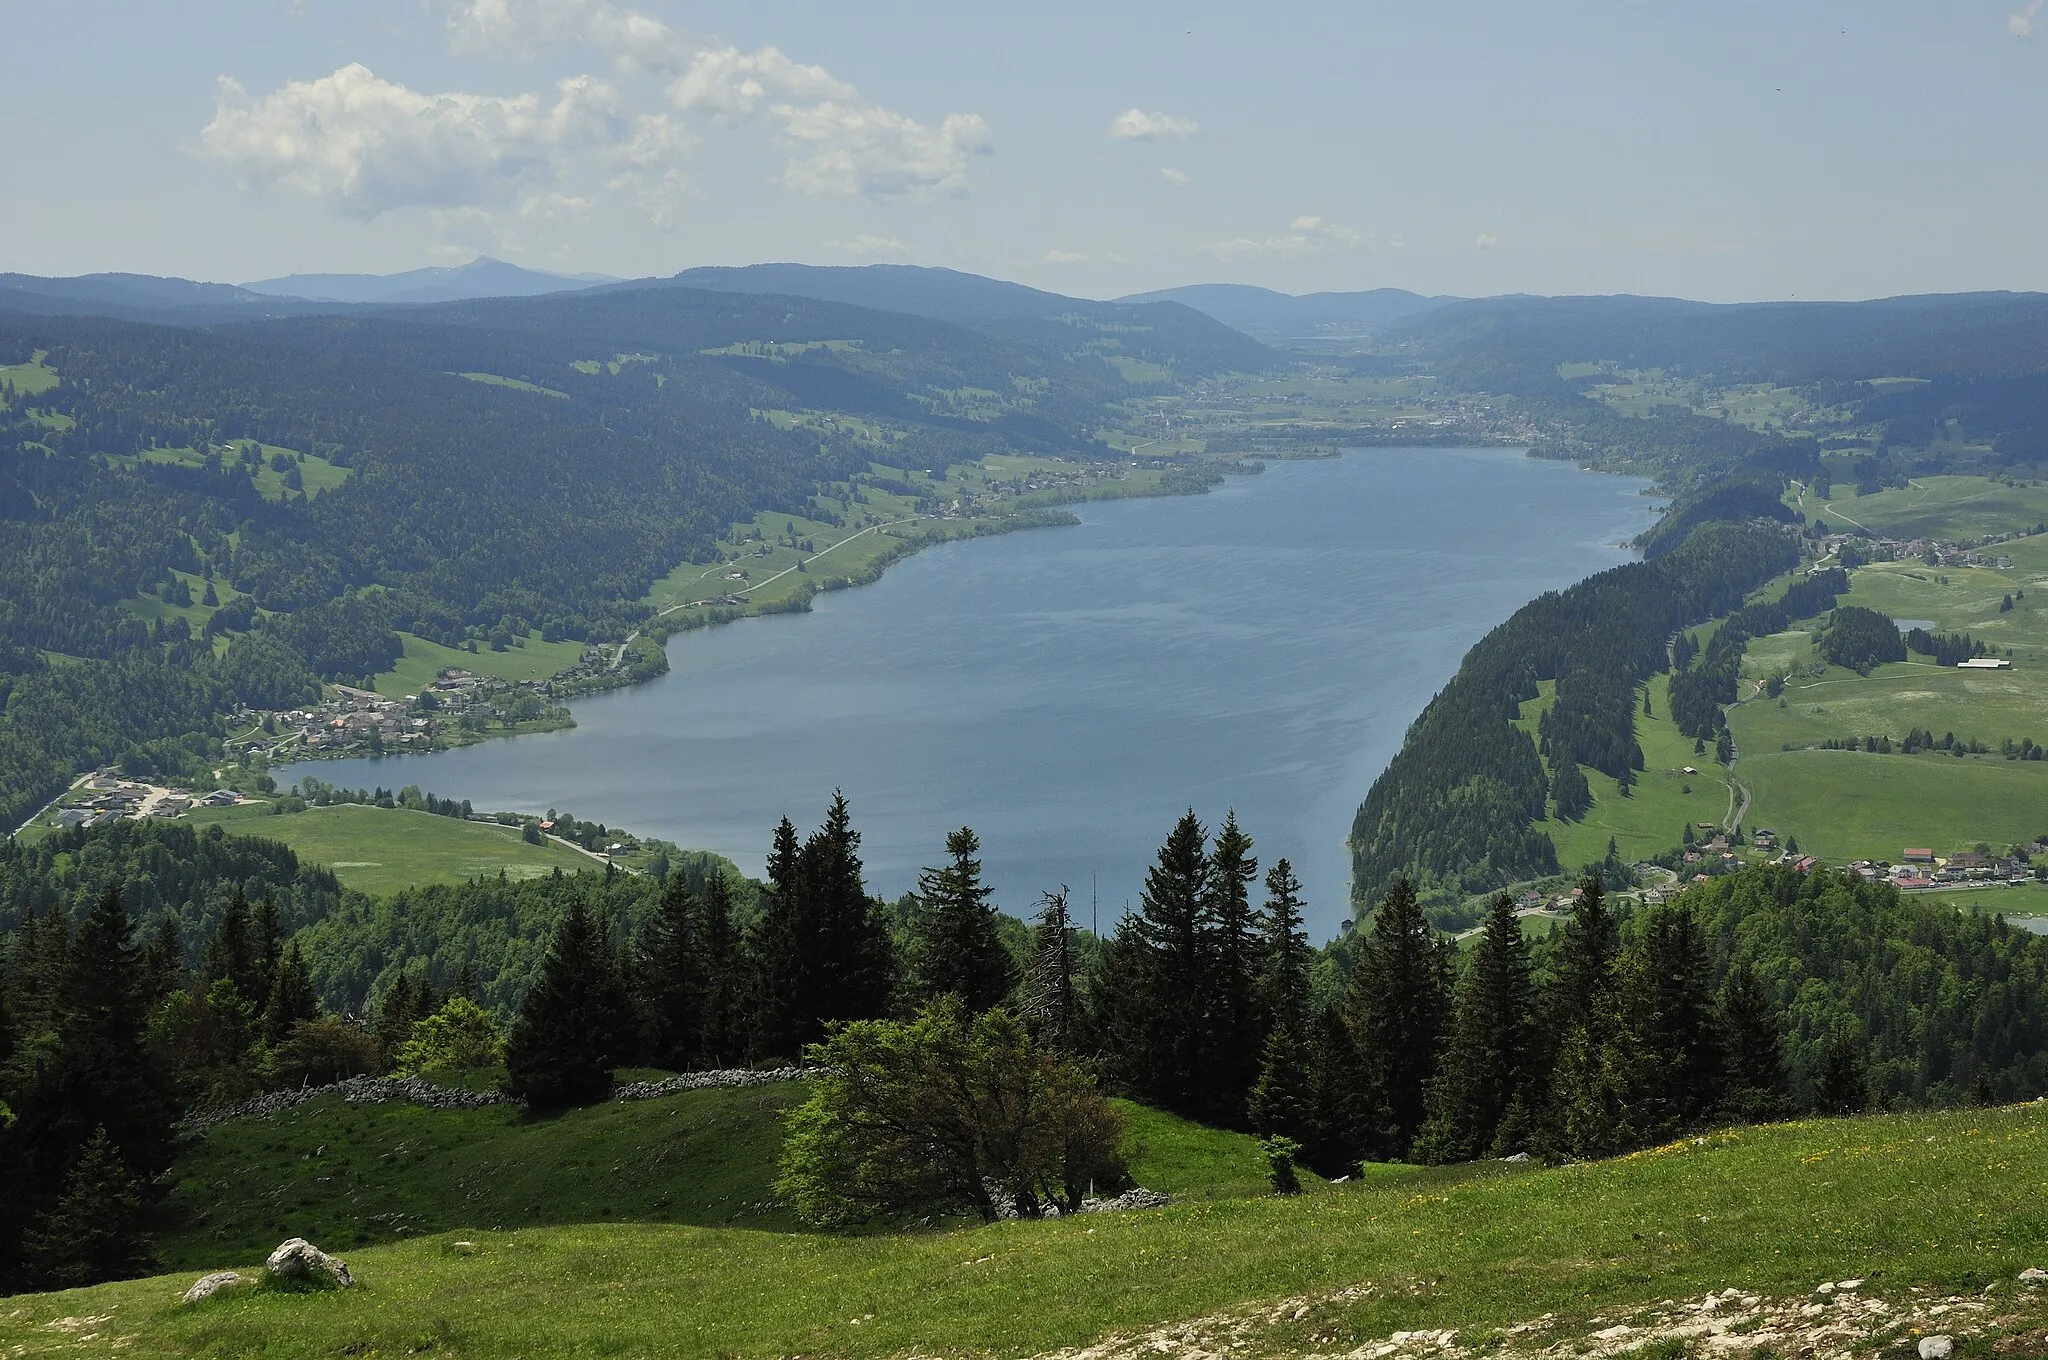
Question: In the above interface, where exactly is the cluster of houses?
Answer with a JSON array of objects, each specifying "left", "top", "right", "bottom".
[
  {"left": 1845, "top": 847, "right": 2038, "bottom": 891},
  {"left": 1813, "top": 528, "right": 2021, "bottom": 572},
  {"left": 229, "top": 686, "right": 430, "bottom": 760},
  {"left": 47, "top": 772, "right": 241, "bottom": 829}
]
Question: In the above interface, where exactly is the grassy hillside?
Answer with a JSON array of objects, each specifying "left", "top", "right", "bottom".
[
  {"left": 1810, "top": 473, "right": 2048, "bottom": 540},
  {"left": 9, "top": 1102, "right": 2048, "bottom": 1358},
  {"left": 154, "top": 1080, "right": 1286, "bottom": 1273},
  {"left": 183, "top": 803, "right": 599, "bottom": 895}
]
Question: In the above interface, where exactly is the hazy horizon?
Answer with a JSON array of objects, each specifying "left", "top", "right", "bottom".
[{"left": 8, "top": 2, "right": 2048, "bottom": 302}]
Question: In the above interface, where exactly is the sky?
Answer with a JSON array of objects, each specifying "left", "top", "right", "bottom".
[{"left": 6, "top": 1, "right": 2048, "bottom": 301}]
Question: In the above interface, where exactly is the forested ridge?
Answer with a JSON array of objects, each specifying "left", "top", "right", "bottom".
[
  {"left": 1349, "top": 519, "right": 1800, "bottom": 912},
  {"left": 0, "top": 277, "right": 1253, "bottom": 830}
]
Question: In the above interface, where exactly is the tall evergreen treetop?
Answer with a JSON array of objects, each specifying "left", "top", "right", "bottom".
[
  {"left": 908, "top": 827, "right": 1019, "bottom": 1014},
  {"left": 505, "top": 896, "right": 633, "bottom": 1109},
  {"left": 1415, "top": 892, "right": 1534, "bottom": 1164},
  {"left": 1346, "top": 876, "right": 1451, "bottom": 1160},
  {"left": 1202, "top": 811, "right": 1262, "bottom": 1122},
  {"left": 1022, "top": 886, "right": 1080, "bottom": 1051},
  {"left": 1258, "top": 858, "right": 1313, "bottom": 1037}
]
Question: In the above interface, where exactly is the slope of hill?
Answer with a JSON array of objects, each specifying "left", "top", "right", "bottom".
[
  {"left": 243, "top": 257, "right": 613, "bottom": 306},
  {"left": 152, "top": 1080, "right": 1281, "bottom": 1271},
  {"left": 650, "top": 263, "right": 1276, "bottom": 377},
  {"left": 1119, "top": 283, "right": 1461, "bottom": 344},
  {"left": 0, "top": 271, "right": 339, "bottom": 325},
  {"left": 10, "top": 1100, "right": 2046, "bottom": 1358}
]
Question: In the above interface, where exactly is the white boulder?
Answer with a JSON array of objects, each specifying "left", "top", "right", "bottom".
[
  {"left": 264, "top": 1238, "right": 355, "bottom": 1288},
  {"left": 1918, "top": 1336, "right": 1954, "bottom": 1360},
  {"left": 181, "top": 1271, "right": 250, "bottom": 1303}
]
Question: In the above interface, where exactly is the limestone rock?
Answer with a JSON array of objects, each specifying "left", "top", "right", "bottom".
[
  {"left": 264, "top": 1238, "right": 355, "bottom": 1288},
  {"left": 1918, "top": 1336, "right": 1954, "bottom": 1360},
  {"left": 181, "top": 1271, "right": 250, "bottom": 1303},
  {"left": 2022, "top": 1266, "right": 2048, "bottom": 1285}
]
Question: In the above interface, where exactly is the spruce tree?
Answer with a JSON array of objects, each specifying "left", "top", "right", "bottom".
[
  {"left": 1415, "top": 893, "right": 1533, "bottom": 1163},
  {"left": 1626, "top": 904, "right": 1723, "bottom": 1132},
  {"left": 252, "top": 894, "right": 284, "bottom": 1002},
  {"left": 1717, "top": 960, "right": 1788, "bottom": 1121},
  {"left": 637, "top": 874, "right": 702, "bottom": 1070},
  {"left": 1097, "top": 812, "right": 1211, "bottom": 1116},
  {"left": 907, "top": 827, "right": 1018, "bottom": 1014},
  {"left": 263, "top": 941, "right": 320, "bottom": 1044},
  {"left": 696, "top": 871, "right": 745, "bottom": 1067},
  {"left": 802, "top": 793, "right": 897, "bottom": 1034},
  {"left": 1551, "top": 757, "right": 1593, "bottom": 821},
  {"left": 1811, "top": 1028, "right": 1869, "bottom": 1114},
  {"left": 1022, "top": 886, "right": 1080, "bottom": 1051},
  {"left": 21, "top": 1127, "right": 152, "bottom": 1290},
  {"left": 1202, "top": 811, "right": 1262, "bottom": 1122},
  {"left": 748, "top": 816, "right": 809, "bottom": 1059},
  {"left": 505, "top": 897, "right": 633, "bottom": 1108},
  {"left": 1543, "top": 877, "right": 1622, "bottom": 1157},
  {"left": 1245, "top": 1021, "right": 1316, "bottom": 1146},
  {"left": 140, "top": 914, "right": 184, "bottom": 1007},
  {"left": 1303, "top": 1001, "right": 1370, "bottom": 1176},
  {"left": 201, "top": 887, "right": 259, "bottom": 1001},
  {"left": 1345, "top": 877, "right": 1450, "bottom": 1159},
  {"left": 1257, "top": 859, "right": 1313, "bottom": 1038}
]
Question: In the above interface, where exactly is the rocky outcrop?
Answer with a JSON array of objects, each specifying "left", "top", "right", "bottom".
[
  {"left": 180, "top": 1271, "right": 251, "bottom": 1303},
  {"left": 264, "top": 1238, "right": 354, "bottom": 1289}
]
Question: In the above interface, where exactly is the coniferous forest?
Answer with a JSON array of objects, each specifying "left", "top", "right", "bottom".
[{"left": 4, "top": 796, "right": 2044, "bottom": 1291}]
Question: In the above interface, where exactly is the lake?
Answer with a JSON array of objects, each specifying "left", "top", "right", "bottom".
[{"left": 284, "top": 447, "right": 1658, "bottom": 939}]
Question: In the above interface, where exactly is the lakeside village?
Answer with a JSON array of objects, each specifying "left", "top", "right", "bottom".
[{"left": 1810, "top": 523, "right": 2032, "bottom": 572}]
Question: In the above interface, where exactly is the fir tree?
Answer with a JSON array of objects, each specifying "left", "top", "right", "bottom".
[
  {"left": 200, "top": 887, "right": 259, "bottom": 1000},
  {"left": 748, "top": 816, "right": 809, "bottom": 1059},
  {"left": 1811, "top": 1028, "right": 1869, "bottom": 1115},
  {"left": 803, "top": 793, "right": 897, "bottom": 1035},
  {"left": 21, "top": 1127, "right": 152, "bottom": 1290},
  {"left": 139, "top": 914, "right": 184, "bottom": 1007},
  {"left": 1551, "top": 757, "right": 1593, "bottom": 821},
  {"left": 1608, "top": 904, "right": 1723, "bottom": 1141},
  {"left": 1097, "top": 811, "right": 1211, "bottom": 1116},
  {"left": 1202, "top": 811, "right": 1262, "bottom": 1122},
  {"left": 1022, "top": 886, "right": 1080, "bottom": 1051},
  {"left": 695, "top": 871, "right": 746, "bottom": 1067},
  {"left": 1245, "top": 1021, "right": 1316, "bottom": 1146},
  {"left": 252, "top": 894, "right": 283, "bottom": 1002},
  {"left": 1257, "top": 859, "right": 1313, "bottom": 1038},
  {"left": 263, "top": 941, "right": 320, "bottom": 1044},
  {"left": 1717, "top": 960, "right": 1788, "bottom": 1121},
  {"left": 505, "top": 896, "right": 634, "bottom": 1108},
  {"left": 636, "top": 873, "right": 702, "bottom": 1070},
  {"left": 1415, "top": 893, "right": 1533, "bottom": 1162},
  {"left": 907, "top": 827, "right": 1018, "bottom": 1014},
  {"left": 1303, "top": 1001, "right": 1369, "bottom": 1177},
  {"left": 1542, "top": 876, "right": 1620, "bottom": 1155},
  {"left": 1345, "top": 877, "right": 1450, "bottom": 1159}
]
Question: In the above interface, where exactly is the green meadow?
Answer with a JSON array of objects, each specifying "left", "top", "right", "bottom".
[
  {"left": 372, "top": 631, "right": 589, "bottom": 700},
  {"left": 183, "top": 803, "right": 598, "bottom": 896},
  {"left": 1734, "top": 747, "right": 2048, "bottom": 863},
  {"left": 8, "top": 1100, "right": 2046, "bottom": 1359},
  {"left": 1519, "top": 672, "right": 1735, "bottom": 871},
  {"left": 0, "top": 352, "right": 60, "bottom": 396},
  {"left": 1811, "top": 474, "right": 2048, "bottom": 541}
]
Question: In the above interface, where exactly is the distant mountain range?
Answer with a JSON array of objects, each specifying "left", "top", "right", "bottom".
[
  {"left": 242, "top": 256, "right": 614, "bottom": 306},
  {"left": 1116, "top": 284, "right": 1464, "bottom": 343}
]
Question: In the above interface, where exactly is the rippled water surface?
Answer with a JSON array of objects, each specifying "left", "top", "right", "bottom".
[{"left": 287, "top": 448, "right": 1657, "bottom": 938}]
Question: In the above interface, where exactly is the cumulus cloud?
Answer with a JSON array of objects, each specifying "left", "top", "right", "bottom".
[
  {"left": 1108, "top": 108, "right": 1198, "bottom": 140},
  {"left": 208, "top": 0, "right": 991, "bottom": 235},
  {"left": 1475, "top": 233, "right": 1501, "bottom": 248},
  {"left": 440, "top": 0, "right": 692, "bottom": 72},
  {"left": 200, "top": 64, "right": 629, "bottom": 219},
  {"left": 673, "top": 46, "right": 989, "bottom": 197},
  {"left": 1203, "top": 215, "right": 1371, "bottom": 259},
  {"left": 2013, "top": 0, "right": 2043, "bottom": 36},
  {"left": 828, "top": 234, "right": 909, "bottom": 257},
  {"left": 1159, "top": 167, "right": 1191, "bottom": 186},
  {"left": 1043, "top": 249, "right": 1089, "bottom": 264}
]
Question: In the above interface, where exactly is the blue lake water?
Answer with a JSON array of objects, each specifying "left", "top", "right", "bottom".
[{"left": 284, "top": 447, "right": 1658, "bottom": 939}]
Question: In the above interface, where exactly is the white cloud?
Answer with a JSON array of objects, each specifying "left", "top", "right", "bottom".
[
  {"left": 1159, "top": 167, "right": 1192, "bottom": 186},
  {"left": 1202, "top": 215, "right": 1371, "bottom": 259},
  {"left": 1107, "top": 108, "right": 1198, "bottom": 140},
  {"left": 2013, "top": 0, "right": 2043, "bottom": 36},
  {"left": 674, "top": 46, "right": 990, "bottom": 197},
  {"left": 440, "top": 0, "right": 693, "bottom": 73},
  {"left": 1475, "top": 233, "right": 1501, "bottom": 248},
  {"left": 200, "top": 65, "right": 632, "bottom": 219},
  {"left": 1043, "top": 249, "right": 1090, "bottom": 264},
  {"left": 207, "top": 0, "right": 991, "bottom": 240},
  {"left": 828, "top": 234, "right": 909, "bottom": 257}
]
